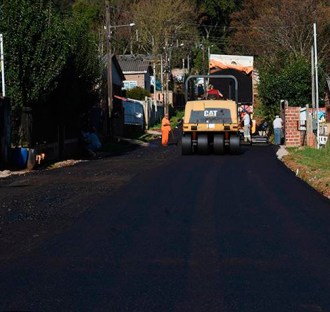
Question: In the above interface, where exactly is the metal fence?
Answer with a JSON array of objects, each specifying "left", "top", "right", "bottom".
[{"left": 143, "top": 97, "right": 164, "bottom": 129}]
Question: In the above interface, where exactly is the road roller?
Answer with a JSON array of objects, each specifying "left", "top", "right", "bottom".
[{"left": 182, "top": 75, "right": 241, "bottom": 155}]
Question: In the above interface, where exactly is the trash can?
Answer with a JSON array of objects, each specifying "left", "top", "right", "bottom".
[{"left": 12, "top": 147, "right": 28, "bottom": 169}]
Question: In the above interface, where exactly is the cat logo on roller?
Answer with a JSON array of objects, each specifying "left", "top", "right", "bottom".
[{"left": 204, "top": 110, "right": 217, "bottom": 117}]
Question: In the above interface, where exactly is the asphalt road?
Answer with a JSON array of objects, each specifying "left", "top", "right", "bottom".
[{"left": 1, "top": 145, "right": 330, "bottom": 312}]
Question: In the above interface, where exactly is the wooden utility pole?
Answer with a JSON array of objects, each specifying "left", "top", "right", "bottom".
[
  {"left": 0, "top": 34, "right": 5, "bottom": 97},
  {"left": 207, "top": 46, "right": 211, "bottom": 75},
  {"left": 202, "top": 44, "right": 206, "bottom": 94},
  {"left": 105, "top": 1, "right": 113, "bottom": 119},
  {"left": 161, "top": 54, "right": 164, "bottom": 101},
  {"left": 153, "top": 61, "right": 157, "bottom": 106},
  {"left": 165, "top": 30, "right": 169, "bottom": 115},
  {"left": 187, "top": 54, "right": 190, "bottom": 73}
]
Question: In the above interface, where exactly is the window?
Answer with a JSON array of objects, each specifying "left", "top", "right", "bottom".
[{"left": 123, "top": 81, "right": 137, "bottom": 90}]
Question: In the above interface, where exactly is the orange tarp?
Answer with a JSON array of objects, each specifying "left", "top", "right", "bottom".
[{"left": 209, "top": 59, "right": 253, "bottom": 75}]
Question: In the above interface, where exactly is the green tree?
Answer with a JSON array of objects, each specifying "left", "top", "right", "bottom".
[
  {"left": 126, "top": 87, "right": 150, "bottom": 101},
  {"left": 0, "top": 0, "right": 70, "bottom": 110},
  {"left": 132, "top": 0, "right": 197, "bottom": 57},
  {"left": 72, "top": 0, "right": 104, "bottom": 30},
  {"left": 257, "top": 55, "right": 313, "bottom": 124},
  {"left": 0, "top": 0, "right": 102, "bottom": 145}
]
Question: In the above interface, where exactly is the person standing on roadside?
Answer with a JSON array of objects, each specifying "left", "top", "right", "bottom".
[
  {"left": 161, "top": 113, "right": 171, "bottom": 146},
  {"left": 273, "top": 115, "right": 283, "bottom": 145},
  {"left": 242, "top": 110, "right": 251, "bottom": 142}
]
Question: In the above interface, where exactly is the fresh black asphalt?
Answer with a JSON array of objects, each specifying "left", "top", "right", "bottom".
[{"left": 1, "top": 145, "right": 330, "bottom": 311}]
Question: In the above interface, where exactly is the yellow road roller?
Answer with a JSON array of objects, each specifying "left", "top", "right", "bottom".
[{"left": 182, "top": 75, "right": 241, "bottom": 155}]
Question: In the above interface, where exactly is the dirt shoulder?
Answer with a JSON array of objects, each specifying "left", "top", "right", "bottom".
[
  {"left": 0, "top": 136, "right": 180, "bottom": 263},
  {"left": 282, "top": 146, "right": 330, "bottom": 199}
]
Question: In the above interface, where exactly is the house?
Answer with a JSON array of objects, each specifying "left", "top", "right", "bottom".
[{"left": 118, "top": 55, "right": 153, "bottom": 92}]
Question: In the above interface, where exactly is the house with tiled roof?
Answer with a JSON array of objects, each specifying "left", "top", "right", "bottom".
[{"left": 118, "top": 55, "right": 153, "bottom": 92}]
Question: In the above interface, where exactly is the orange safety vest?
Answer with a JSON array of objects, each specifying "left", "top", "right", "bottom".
[{"left": 161, "top": 117, "right": 171, "bottom": 132}]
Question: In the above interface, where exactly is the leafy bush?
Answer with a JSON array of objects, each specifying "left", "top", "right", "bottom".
[
  {"left": 127, "top": 87, "right": 150, "bottom": 101},
  {"left": 257, "top": 55, "right": 316, "bottom": 124}
]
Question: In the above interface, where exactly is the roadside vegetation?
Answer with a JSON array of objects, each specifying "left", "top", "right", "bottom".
[
  {"left": 149, "top": 110, "right": 184, "bottom": 132},
  {"left": 283, "top": 145, "right": 330, "bottom": 198},
  {"left": 126, "top": 87, "right": 150, "bottom": 101},
  {"left": 124, "top": 109, "right": 185, "bottom": 142},
  {"left": 231, "top": 0, "right": 330, "bottom": 126},
  {"left": 0, "top": 0, "right": 102, "bottom": 146}
]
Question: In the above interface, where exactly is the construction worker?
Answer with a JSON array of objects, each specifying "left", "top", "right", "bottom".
[
  {"left": 273, "top": 115, "right": 283, "bottom": 145},
  {"left": 207, "top": 84, "right": 223, "bottom": 100},
  {"left": 161, "top": 113, "right": 171, "bottom": 146},
  {"left": 242, "top": 109, "right": 251, "bottom": 142}
]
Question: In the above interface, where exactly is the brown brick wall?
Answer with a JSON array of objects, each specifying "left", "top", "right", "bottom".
[
  {"left": 285, "top": 106, "right": 301, "bottom": 147},
  {"left": 124, "top": 74, "right": 145, "bottom": 89}
]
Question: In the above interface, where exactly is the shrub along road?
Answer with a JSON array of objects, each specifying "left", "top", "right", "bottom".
[{"left": 1, "top": 141, "right": 330, "bottom": 311}]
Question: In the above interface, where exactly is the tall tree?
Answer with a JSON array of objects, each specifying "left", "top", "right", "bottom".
[
  {"left": 132, "top": 0, "right": 197, "bottom": 57},
  {"left": 0, "top": 0, "right": 102, "bottom": 145},
  {"left": 230, "top": 0, "right": 330, "bottom": 67},
  {"left": 190, "top": 0, "right": 242, "bottom": 50},
  {"left": 0, "top": 0, "right": 70, "bottom": 109}
]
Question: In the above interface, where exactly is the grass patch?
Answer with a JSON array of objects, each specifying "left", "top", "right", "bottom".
[
  {"left": 283, "top": 144, "right": 330, "bottom": 198},
  {"left": 170, "top": 110, "right": 184, "bottom": 128},
  {"left": 150, "top": 122, "right": 162, "bottom": 131},
  {"left": 150, "top": 110, "right": 184, "bottom": 130},
  {"left": 286, "top": 145, "right": 330, "bottom": 171},
  {"left": 125, "top": 131, "right": 157, "bottom": 142}
]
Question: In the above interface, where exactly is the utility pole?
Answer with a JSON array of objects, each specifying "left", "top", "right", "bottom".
[
  {"left": 161, "top": 54, "right": 164, "bottom": 102},
  {"left": 311, "top": 46, "right": 315, "bottom": 117},
  {"left": 202, "top": 44, "right": 206, "bottom": 94},
  {"left": 0, "top": 34, "right": 5, "bottom": 97},
  {"left": 165, "top": 30, "right": 169, "bottom": 115},
  {"left": 187, "top": 54, "right": 190, "bottom": 73},
  {"left": 153, "top": 61, "right": 157, "bottom": 106},
  {"left": 314, "top": 23, "right": 320, "bottom": 149},
  {"left": 105, "top": 1, "right": 113, "bottom": 121},
  {"left": 150, "top": 36, "right": 157, "bottom": 107},
  {"left": 207, "top": 46, "right": 211, "bottom": 75}
]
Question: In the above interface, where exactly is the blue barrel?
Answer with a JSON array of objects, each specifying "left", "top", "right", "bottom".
[{"left": 12, "top": 147, "right": 28, "bottom": 169}]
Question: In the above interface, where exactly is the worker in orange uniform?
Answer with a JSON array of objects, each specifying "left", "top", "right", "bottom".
[{"left": 161, "top": 113, "right": 171, "bottom": 146}]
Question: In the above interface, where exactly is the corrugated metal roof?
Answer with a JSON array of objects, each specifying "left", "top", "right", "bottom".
[{"left": 118, "top": 55, "right": 152, "bottom": 73}]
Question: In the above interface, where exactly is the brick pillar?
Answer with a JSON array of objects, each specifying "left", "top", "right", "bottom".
[{"left": 285, "top": 106, "right": 301, "bottom": 147}]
